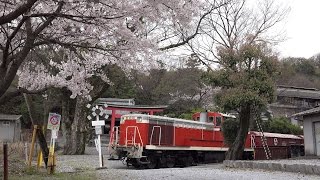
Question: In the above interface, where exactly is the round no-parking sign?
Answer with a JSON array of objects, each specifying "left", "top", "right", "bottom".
[{"left": 47, "top": 113, "right": 61, "bottom": 130}]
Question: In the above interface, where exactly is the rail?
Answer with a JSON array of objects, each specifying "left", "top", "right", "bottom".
[
  {"left": 125, "top": 126, "right": 143, "bottom": 147},
  {"left": 150, "top": 126, "right": 162, "bottom": 145}
]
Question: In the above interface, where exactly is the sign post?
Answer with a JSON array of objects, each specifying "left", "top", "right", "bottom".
[
  {"left": 28, "top": 125, "right": 38, "bottom": 167},
  {"left": 3, "top": 143, "right": 8, "bottom": 180},
  {"left": 96, "top": 115, "right": 104, "bottom": 168},
  {"left": 87, "top": 104, "right": 108, "bottom": 169},
  {"left": 47, "top": 113, "right": 61, "bottom": 174}
]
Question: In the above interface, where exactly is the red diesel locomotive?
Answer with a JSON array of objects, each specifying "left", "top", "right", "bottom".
[{"left": 109, "top": 112, "right": 304, "bottom": 168}]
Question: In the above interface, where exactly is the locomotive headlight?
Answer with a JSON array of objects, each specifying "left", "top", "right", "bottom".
[{"left": 120, "top": 117, "right": 127, "bottom": 124}]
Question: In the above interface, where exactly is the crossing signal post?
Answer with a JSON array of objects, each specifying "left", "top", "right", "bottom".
[{"left": 87, "top": 104, "right": 108, "bottom": 168}]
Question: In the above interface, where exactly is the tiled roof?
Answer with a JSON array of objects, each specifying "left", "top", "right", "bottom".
[
  {"left": 0, "top": 114, "right": 22, "bottom": 121},
  {"left": 292, "top": 107, "right": 320, "bottom": 117},
  {"left": 277, "top": 87, "right": 320, "bottom": 99}
]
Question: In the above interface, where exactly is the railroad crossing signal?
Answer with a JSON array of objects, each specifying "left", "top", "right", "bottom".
[
  {"left": 47, "top": 113, "right": 61, "bottom": 131},
  {"left": 86, "top": 104, "right": 109, "bottom": 120},
  {"left": 86, "top": 103, "right": 108, "bottom": 168}
]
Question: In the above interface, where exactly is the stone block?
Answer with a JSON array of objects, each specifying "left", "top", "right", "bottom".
[
  {"left": 260, "top": 163, "right": 267, "bottom": 169},
  {"left": 229, "top": 161, "right": 235, "bottom": 168},
  {"left": 246, "top": 161, "right": 253, "bottom": 169},
  {"left": 271, "top": 163, "right": 283, "bottom": 171},
  {"left": 252, "top": 162, "right": 260, "bottom": 169},
  {"left": 237, "top": 161, "right": 244, "bottom": 168},
  {"left": 297, "top": 164, "right": 307, "bottom": 174},
  {"left": 304, "top": 165, "right": 314, "bottom": 175},
  {"left": 223, "top": 160, "right": 230, "bottom": 167},
  {"left": 267, "top": 163, "right": 273, "bottom": 170},
  {"left": 283, "top": 164, "right": 296, "bottom": 173},
  {"left": 312, "top": 165, "right": 320, "bottom": 175},
  {"left": 242, "top": 161, "right": 249, "bottom": 168}
]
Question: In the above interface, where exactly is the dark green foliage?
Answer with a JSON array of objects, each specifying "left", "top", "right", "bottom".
[
  {"left": 164, "top": 99, "right": 200, "bottom": 118},
  {"left": 101, "top": 64, "right": 137, "bottom": 99},
  {"left": 268, "top": 117, "right": 303, "bottom": 135},
  {"left": 0, "top": 96, "right": 28, "bottom": 128},
  {"left": 0, "top": 94, "right": 44, "bottom": 128},
  {"left": 255, "top": 117, "right": 303, "bottom": 135},
  {"left": 213, "top": 43, "right": 278, "bottom": 113},
  {"left": 277, "top": 57, "right": 320, "bottom": 89},
  {"left": 221, "top": 118, "right": 240, "bottom": 146},
  {"left": 133, "top": 57, "right": 212, "bottom": 116},
  {"left": 177, "top": 108, "right": 205, "bottom": 120}
]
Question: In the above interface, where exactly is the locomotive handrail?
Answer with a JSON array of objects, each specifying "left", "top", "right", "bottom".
[
  {"left": 150, "top": 126, "right": 162, "bottom": 145},
  {"left": 108, "top": 126, "right": 120, "bottom": 154},
  {"left": 250, "top": 134, "right": 256, "bottom": 148},
  {"left": 114, "top": 126, "right": 119, "bottom": 145},
  {"left": 125, "top": 126, "right": 143, "bottom": 147}
]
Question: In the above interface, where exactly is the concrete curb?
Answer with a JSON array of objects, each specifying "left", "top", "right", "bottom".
[{"left": 223, "top": 160, "right": 320, "bottom": 176}]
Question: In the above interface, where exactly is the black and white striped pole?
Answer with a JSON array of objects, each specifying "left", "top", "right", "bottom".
[{"left": 87, "top": 103, "right": 108, "bottom": 168}]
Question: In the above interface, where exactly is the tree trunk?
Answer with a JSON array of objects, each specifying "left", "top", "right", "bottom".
[
  {"left": 61, "top": 96, "right": 74, "bottom": 154},
  {"left": 61, "top": 76, "right": 109, "bottom": 154},
  {"left": 70, "top": 97, "right": 88, "bottom": 154},
  {"left": 23, "top": 94, "right": 49, "bottom": 166},
  {"left": 225, "top": 104, "right": 251, "bottom": 160}
]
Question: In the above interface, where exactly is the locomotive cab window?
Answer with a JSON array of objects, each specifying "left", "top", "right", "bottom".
[
  {"left": 216, "top": 116, "right": 222, "bottom": 126},
  {"left": 207, "top": 117, "right": 214, "bottom": 124}
]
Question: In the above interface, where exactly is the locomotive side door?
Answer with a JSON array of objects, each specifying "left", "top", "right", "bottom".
[{"left": 207, "top": 116, "right": 215, "bottom": 140}]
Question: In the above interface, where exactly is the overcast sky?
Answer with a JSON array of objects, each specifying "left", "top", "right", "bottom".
[{"left": 276, "top": 0, "right": 320, "bottom": 59}]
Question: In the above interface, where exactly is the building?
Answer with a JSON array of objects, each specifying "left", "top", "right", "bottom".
[
  {"left": 268, "top": 85, "right": 320, "bottom": 125},
  {"left": 95, "top": 98, "right": 135, "bottom": 106},
  {"left": 95, "top": 98, "right": 135, "bottom": 116},
  {"left": 293, "top": 107, "right": 320, "bottom": 156},
  {"left": 0, "top": 114, "right": 21, "bottom": 142},
  {"left": 92, "top": 98, "right": 167, "bottom": 145}
]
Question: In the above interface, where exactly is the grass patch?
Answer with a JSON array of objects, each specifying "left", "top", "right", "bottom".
[{"left": 9, "top": 170, "right": 96, "bottom": 180}]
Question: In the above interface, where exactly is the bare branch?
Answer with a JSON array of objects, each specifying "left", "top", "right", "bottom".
[
  {"left": 2, "top": 16, "right": 28, "bottom": 68},
  {"left": 33, "top": 1, "right": 64, "bottom": 35},
  {"left": 27, "top": 13, "right": 125, "bottom": 23},
  {"left": 0, "top": 87, "right": 48, "bottom": 105},
  {"left": 0, "top": 0, "right": 37, "bottom": 25},
  {"left": 188, "top": 0, "right": 286, "bottom": 68},
  {"left": 159, "top": 1, "right": 228, "bottom": 51}
]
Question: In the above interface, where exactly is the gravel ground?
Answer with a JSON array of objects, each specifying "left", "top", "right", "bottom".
[
  {"left": 96, "top": 163, "right": 320, "bottom": 180},
  {"left": 55, "top": 147, "right": 320, "bottom": 180}
]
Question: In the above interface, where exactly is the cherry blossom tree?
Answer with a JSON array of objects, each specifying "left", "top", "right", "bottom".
[
  {"left": 0, "top": 0, "right": 230, "bottom": 99},
  {"left": 0, "top": 0, "right": 231, "bottom": 158}
]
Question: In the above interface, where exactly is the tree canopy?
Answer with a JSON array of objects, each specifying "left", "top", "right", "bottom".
[
  {"left": 0, "top": 0, "right": 226, "bottom": 101},
  {"left": 213, "top": 42, "right": 278, "bottom": 160}
]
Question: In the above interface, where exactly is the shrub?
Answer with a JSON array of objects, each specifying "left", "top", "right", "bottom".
[
  {"left": 268, "top": 117, "right": 303, "bottom": 135},
  {"left": 221, "top": 118, "right": 239, "bottom": 146}
]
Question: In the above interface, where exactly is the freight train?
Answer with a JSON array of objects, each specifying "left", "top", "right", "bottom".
[{"left": 108, "top": 112, "right": 304, "bottom": 168}]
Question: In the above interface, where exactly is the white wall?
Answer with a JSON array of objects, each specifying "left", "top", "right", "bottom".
[
  {"left": 303, "top": 114, "right": 320, "bottom": 156},
  {"left": 0, "top": 121, "right": 15, "bottom": 142}
]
